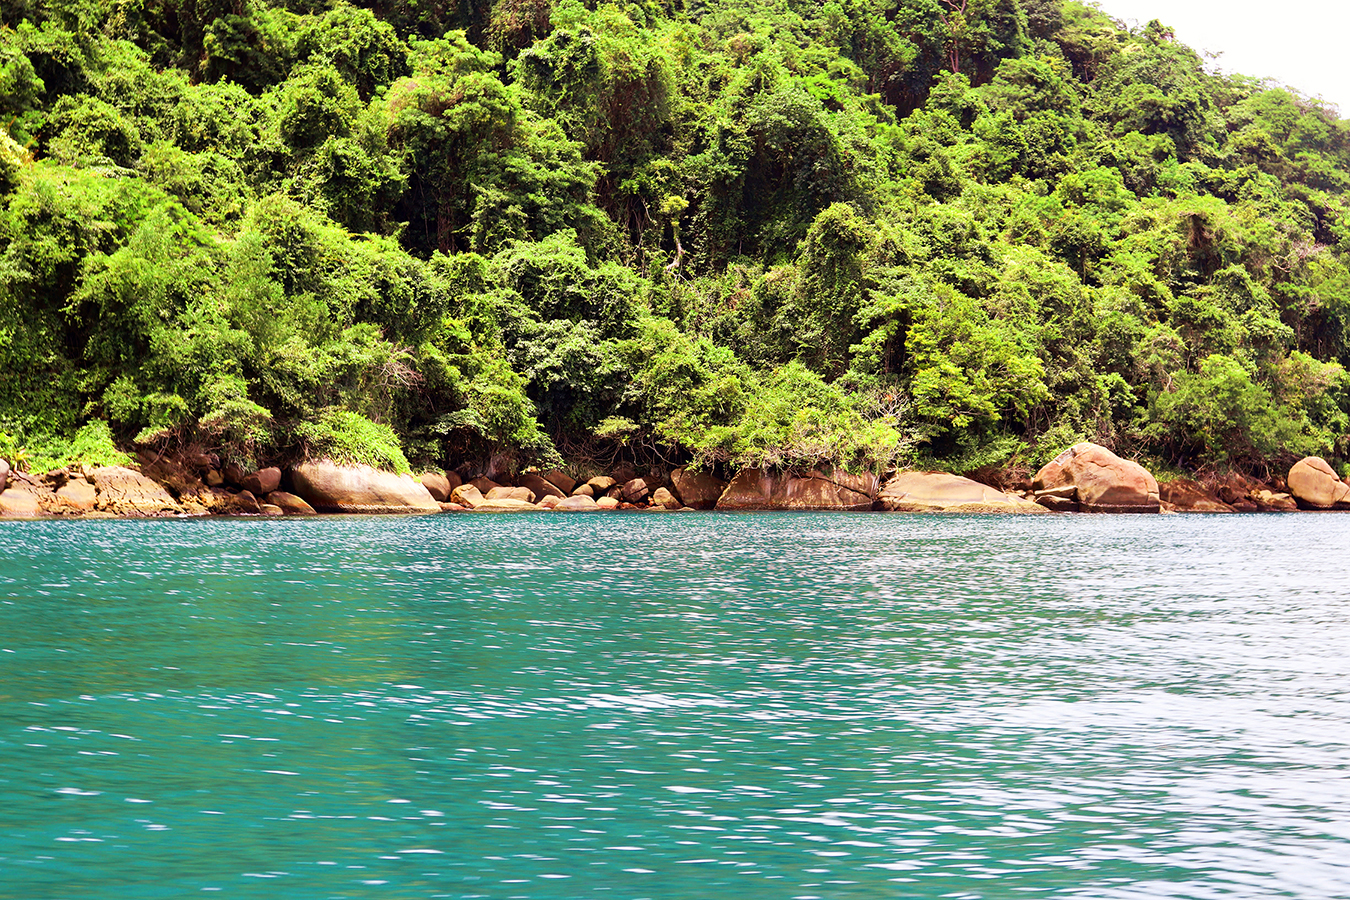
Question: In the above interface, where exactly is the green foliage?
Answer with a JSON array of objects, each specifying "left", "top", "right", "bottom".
[
  {"left": 21, "top": 419, "right": 132, "bottom": 472},
  {"left": 2, "top": 0, "right": 1350, "bottom": 482}
]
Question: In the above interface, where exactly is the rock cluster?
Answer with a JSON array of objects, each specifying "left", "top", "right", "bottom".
[{"left": 3, "top": 446, "right": 1346, "bottom": 519}]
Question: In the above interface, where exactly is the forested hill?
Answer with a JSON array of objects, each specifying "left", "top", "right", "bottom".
[{"left": 3, "top": 0, "right": 1349, "bottom": 481}]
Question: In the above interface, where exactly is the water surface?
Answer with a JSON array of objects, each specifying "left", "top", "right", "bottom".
[{"left": 2, "top": 513, "right": 1348, "bottom": 899}]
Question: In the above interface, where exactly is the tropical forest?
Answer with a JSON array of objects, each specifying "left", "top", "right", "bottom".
[{"left": 3, "top": 0, "right": 1350, "bottom": 483}]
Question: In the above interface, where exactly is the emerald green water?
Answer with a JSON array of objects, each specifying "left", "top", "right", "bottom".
[{"left": 1, "top": 513, "right": 1348, "bottom": 899}]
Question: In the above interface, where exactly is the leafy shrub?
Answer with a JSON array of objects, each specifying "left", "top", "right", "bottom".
[{"left": 293, "top": 408, "right": 411, "bottom": 473}]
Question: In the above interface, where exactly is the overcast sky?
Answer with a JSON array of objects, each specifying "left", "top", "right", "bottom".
[{"left": 1092, "top": 1, "right": 1350, "bottom": 115}]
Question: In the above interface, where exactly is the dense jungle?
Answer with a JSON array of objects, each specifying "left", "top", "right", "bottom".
[{"left": 3, "top": 0, "right": 1349, "bottom": 482}]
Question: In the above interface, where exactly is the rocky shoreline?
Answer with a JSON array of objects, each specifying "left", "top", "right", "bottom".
[{"left": 2, "top": 443, "right": 1348, "bottom": 520}]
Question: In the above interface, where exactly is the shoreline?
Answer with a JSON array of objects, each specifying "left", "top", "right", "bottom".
[{"left": 4, "top": 443, "right": 1348, "bottom": 520}]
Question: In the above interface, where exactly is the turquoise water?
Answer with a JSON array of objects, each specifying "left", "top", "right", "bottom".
[{"left": 2, "top": 513, "right": 1348, "bottom": 900}]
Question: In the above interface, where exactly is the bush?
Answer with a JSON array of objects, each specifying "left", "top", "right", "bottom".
[
  {"left": 20, "top": 420, "right": 132, "bottom": 473},
  {"left": 293, "top": 408, "right": 411, "bottom": 473}
]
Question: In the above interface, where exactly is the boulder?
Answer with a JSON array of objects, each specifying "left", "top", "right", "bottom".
[
  {"left": 587, "top": 476, "right": 617, "bottom": 492},
  {"left": 0, "top": 457, "right": 9, "bottom": 491},
  {"left": 596, "top": 496, "right": 620, "bottom": 510},
  {"left": 1287, "top": 456, "right": 1350, "bottom": 509},
  {"left": 670, "top": 468, "right": 726, "bottom": 510},
  {"left": 266, "top": 491, "right": 317, "bottom": 515},
  {"left": 1032, "top": 443, "right": 1160, "bottom": 513},
  {"left": 1035, "top": 493, "right": 1080, "bottom": 512},
  {"left": 444, "top": 470, "right": 464, "bottom": 492},
  {"left": 91, "top": 466, "right": 183, "bottom": 516},
  {"left": 621, "top": 478, "right": 651, "bottom": 504},
  {"left": 572, "top": 483, "right": 595, "bottom": 497},
  {"left": 223, "top": 461, "right": 247, "bottom": 488},
  {"left": 544, "top": 470, "right": 577, "bottom": 494},
  {"left": 241, "top": 467, "right": 282, "bottom": 496},
  {"left": 537, "top": 495, "right": 561, "bottom": 509},
  {"left": 204, "top": 469, "right": 225, "bottom": 487},
  {"left": 0, "top": 475, "right": 44, "bottom": 517},
  {"left": 450, "top": 483, "right": 485, "bottom": 509},
  {"left": 470, "top": 498, "right": 538, "bottom": 512},
  {"left": 715, "top": 467, "right": 877, "bottom": 511},
  {"left": 605, "top": 485, "right": 624, "bottom": 500},
  {"left": 54, "top": 477, "right": 98, "bottom": 513},
  {"left": 1251, "top": 489, "right": 1297, "bottom": 512},
  {"left": 470, "top": 476, "right": 503, "bottom": 495},
  {"left": 290, "top": 462, "right": 440, "bottom": 514},
  {"left": 518, "top": 473, "right": 565, "bottom": 501},
  {"left": 420, "top": 472, "right": 453, "bottom": 502},
  {"left": 610, "top": 462, "right": 638, "bottom": 485},
  {"left": 486, "top": 485, "right": 535, "bottom": 503},
  {"left": 259, "top": 503, "right": 284, "bottom": 516},
  {"left": 555, "top": 494, "right": 599, "bottom": 511},
  {"left": 235, "top": 490, "right": 262, "bottom": 514},
  {"left": 652, "top": 487, "right": 681, "bottom": 510},
  {"left": 877, "top": 471, "right": 1046, "bottom": 513},
  {"left": 1158, "top": 479, "right": 1233, "bottom": 513}
]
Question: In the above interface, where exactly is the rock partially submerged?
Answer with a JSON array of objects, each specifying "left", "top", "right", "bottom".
[
  {"left": 290, "top": 462, "right": 440, "bottom": 513},
  {"left": 715, "top": 467, "right": 877, "bottom": 511},
  {"left": 1287, "top": 456, "right": 1350, "bottom": 510},
  {"left": 878, "top": 471, "right": 1045, "bottom": 513},
  {"left": 1033, "top": 443, "right": 1160, "bottom": 513}
]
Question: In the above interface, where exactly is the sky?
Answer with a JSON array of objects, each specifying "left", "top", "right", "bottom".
[{"left": 1093, "top": 0, "right": 1350, "bottom": 114}]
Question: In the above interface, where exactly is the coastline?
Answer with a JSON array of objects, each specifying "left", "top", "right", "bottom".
[{"left": 4, "top": 443, "right": 1348, "bottom": 521}]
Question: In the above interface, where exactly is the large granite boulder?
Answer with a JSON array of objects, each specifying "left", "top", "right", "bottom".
[
  {"left": 670, "top": 468, "right": 726, "bottom": 510},
  {"left": 1287, "top": 456, "right": 1350, "bottom": 509},
  {"left": 91, "top": 466, "right": 183, "bottom": 516},
  {"left": 1158, "top": 479, "right": 1233, "bottom": 513},
  {"left": 878, "top": 471, "right": 1045, "bottom": 513},
  {"left": 715, "top": 468, "right": 877, "bottom": 511},
  {"left": 290, "top": 462, "right": 440, "bottom": 513},
  {"left": 544, "top": 470, "right": 577, "bottom": 494},
  {"left": 451, "top": 483, "right": 485, "bottom": 508},
  {"left": 1033, "top": 443, "right": 1160, "bottom": 513},
  {"left": 486, "top": 485, "right": 535, "bottom": 503},
  {"left": 518, "top": 473, "right": 565, "bottom": 501}
]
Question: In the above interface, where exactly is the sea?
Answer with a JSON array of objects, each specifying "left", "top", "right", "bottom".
[{"left": 1, "top": 512, "right": 1348, "bottom": 899}]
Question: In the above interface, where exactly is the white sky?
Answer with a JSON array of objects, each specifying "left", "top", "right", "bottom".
[{"left": 1092, "top": 1, "right": 1350, "bottom": 115}]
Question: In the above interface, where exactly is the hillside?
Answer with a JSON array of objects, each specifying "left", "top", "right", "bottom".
[{"left": 3, "top": 0, "right": 1349, "bottom": 481}]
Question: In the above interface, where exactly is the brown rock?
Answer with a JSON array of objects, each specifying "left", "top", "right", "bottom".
[
  {"left": 450, "top": 484, "right": 485, "bottom": 509},
  {"left": 1035, "top": 494, "right": 1080, "bottom": 512},
  {"left": 420, "top": 472, "right": 453, "bottom": 502},
  {"left": 444, "top": 470, "right": 463, "bottom": 491},
  {"left": 610, "top": 463, "right": 637, "bottom": 485},
  {"left": 1158, "top": 479, "right": 1233, "bottom": 513},
  {"left": 605, "top": 485, "right": 624, "bottom": 500},
  {"left": 652, "top": 487, "right": 681, "bottom": 510},
  {"left": 537, "top": 495, "right": 561, "bottom": 509},
  {"left": 223, "top": 462, "right": 247, "bottom": 488},
  {"left": 587, "top": 476, "right": 617, "bottom": 492},
  {"left": 204, "top": 468, "right": 225, "bottom": 487},
  {"left": 266, "top": 491, "right": 317, "bottom": 515},
  {"left": 1032, "top": 443, "right": 1159, "bottom": 513},
  {"left": 259, "top": 504, "right": 284, "bottom": 516},
  {"left": 544, "top": 470, "right": 577, "bottom": 494},
  {"left": 290, "top": 462, "right": 440, "bottom": 514},
  {"left": 1250, "top": 489, "right": 1297, "bottom": 512},
  {"left": 241, "top": 467, "right": 282, "bottom": 496},
  {"left": 556, "top": 494, "right": 599, "bottom": 511},
  {"left": 0, "top": 476, "right": 44, "bottom": 517},
  {"left": 91, "top": 466, "right": 183, "bottom": 516},
  {"left": 596, "top": 496, "right": 620, "bottom": 510},
  {"left": 470, "top": 476, "right": 503, "bottom": 495},
  {"left": 0, "top": 458, "right": 9, "bottom": 492},
  {"left": 439, "top": 502, "right": 466, "bottom": 512},
  {"left": 878, "top": 471, "right": 1046, "bottom": 513},
  {"left": 715, "top": 467, "right": 878, "bottom": 511},
  {"left": 572, "top": 483, "right": 595, "bottom": 497},
  {"left": 621, "top": 478, "right": 651, "bottom": 504},
  {"left": 518, "top": 473, "right": 564, "bottom": 501},
  {"left": 670, "top": 468, "right": 726, "bottom": 510},
  {"left": 470, "top": 498, "right": 538, "bottom": 512},
  {"left": 1287, "top": 456, "right": 1350, "bottom": 509},
  {"left": 54, "top": 478, "right": 98, "bottom": 513},
  {"left": 486, "top": 485, "right": 535, "bottom": 503}
]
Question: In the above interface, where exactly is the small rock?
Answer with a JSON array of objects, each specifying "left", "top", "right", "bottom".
[
  {"left": 621, "top": 478, "right": 650, "bottom": 504},
  {"left": 241, "top": 466, "right": 282, "bottom": 496},
  {"left": 572, "top": 483, "right": 595, "bottom": 497},
  {"left": 267, "top": 491, "right": 317, "bottom": 515},
  {"left": 537, "top": 495, "right": 561, "bottom": 509},
  {"left": 587, "top": 476, "right": 617, "bottom": 492},
  {"left": 652, "top": 487, "right": 681, "bottom": 510},
  {"left": 438, "top": 502, "right": 466, "bottom": 512},
  {"left": 450, "top": 483, "right": 485, "bottom": 509},
  {"left": 596, "top": 496, "right": 620, "bottom": 510},
  {"left": 260, "top": 504, "right": 284, "bottom": 516},
  {"left": 555, "top": 495, "right": 599, "bottom": 511}
]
